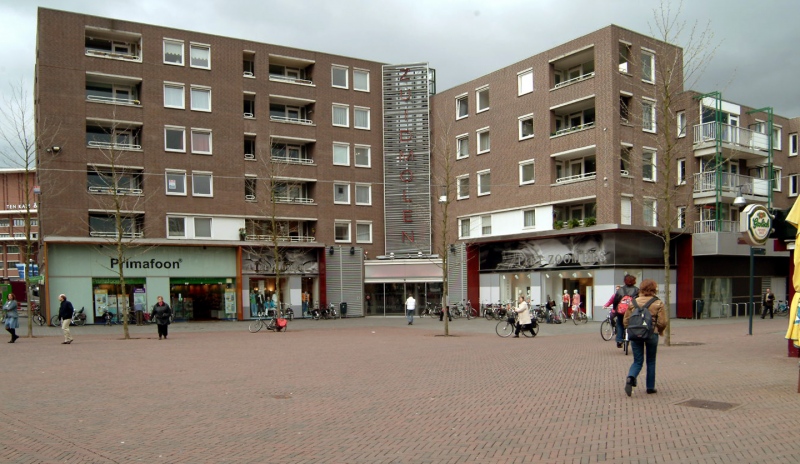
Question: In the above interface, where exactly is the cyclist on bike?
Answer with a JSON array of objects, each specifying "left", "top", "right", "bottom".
[{"left": 513, "top": 295, "right": 536, "bottom": 338}]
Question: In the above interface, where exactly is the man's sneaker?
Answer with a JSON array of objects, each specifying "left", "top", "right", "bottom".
[
  {"left": 625, "top": 376, "right": 635, "bottom": 397},
  {"left": 616, "top": 342, "right": 623, "bottom": 348}
]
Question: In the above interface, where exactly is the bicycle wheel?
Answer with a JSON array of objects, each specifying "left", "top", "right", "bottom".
[
  {"left": 600, "top": 320, "right": 613, "bottom": 341},
  {"left": 51, "top": 315, "right": 60, "bottom": 327},
  {"left": 495, "top": 320, "right": 513, "bottom": 337},
  {"left": 248, "top": 320, "right": 263, "bottom": 333},
  {"left": 75, "top": 317, "right": 86, "bottom": 327},
  {"left": 34, "top": 315, "right": 45, "bottom": 326},
  {"left": 522, "top": 323, "right": 538, "bottom": 337},
  {"left": 777, "top": 309, "right": 789, "bottom": 317}
]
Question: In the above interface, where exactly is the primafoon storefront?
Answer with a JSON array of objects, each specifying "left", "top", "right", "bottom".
[{"left": 45, "top": 244, "right": 237, "bottom": 323}]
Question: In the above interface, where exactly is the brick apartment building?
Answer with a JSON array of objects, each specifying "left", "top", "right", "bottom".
[
  {"left": 34, "top": 8, "right": 797, "bottom": 321},
  {"left": 0, "top": 169, "right": 39, "bottom": 283}
]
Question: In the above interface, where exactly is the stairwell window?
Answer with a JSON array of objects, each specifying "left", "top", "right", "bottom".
[
  {"left": 642, "top": 99, "right": 656, "bottom": 132},
  {"left": 677, "top": 207, "right": 686, "bottom": 229},
  {"left": 643, "top": 199, "right": 657, "bottom": 227},
  {"left": 790, "top": 133, "right": 798, "bottom": 156},
  {"left": 677, "top": 111, "right": 686, "bottom": 137},
  {"left": 790, "top": 174, "right": 799, "bottom": 197},
  {"left": 677, "top": 158, "right": 686, "bottom": 185},
  {"left": 641, "top": 50, "right": 655, "bottom": 83}
]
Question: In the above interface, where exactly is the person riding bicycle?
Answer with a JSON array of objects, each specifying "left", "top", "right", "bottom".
[
  {"left": 613, "top": 276, "right": 639, "bottom": 348},
  {"left": 513, "top": 295, "right": 536, "bottom": 338}
]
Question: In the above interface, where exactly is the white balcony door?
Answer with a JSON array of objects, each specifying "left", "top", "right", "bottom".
[{"left": 621, "top": 197, "right": 632, "bottom": 225}]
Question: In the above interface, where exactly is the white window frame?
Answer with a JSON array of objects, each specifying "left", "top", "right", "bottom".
[
  {"left": 331, "top": 65, "right": 349, "bottom": 89},
  {"left": 191, "top": 171, "right": 213, "bottom": 197},
  {"left": 190, "top": 86, "right": 211, "bottom": 112},
  {"left": 332, "top": 104, "right": 349, "bottom": 127},
  {"left": 189, "top": 43, "right": 211, "bottom": 70},
  {"left": 455, "top": 93, "right": 468, "bottom": 120},
  {"left": 790, "top": 133, "right": 798, "bottom": 157},
  {"left": 333, "top": 142, "right": 350, "bottom": 166},
  {"left": 523, "top": 209, "right": 536, "bottom": 228},
  {"left": 773, "top": 125, "right": 783, "bottom": 151},
  {"left": 334, "top": 221, "right": 351, "bottom": 242},
  {"left": 476, "top": 85, "right": 490, "bottom": 113},
  {"left": 167, "top": 216, "right": 186, "bottom": 238},
  {"left": 459, "top": 218, "right": 471, "bottom": 238},
  {"left": 333, "top": 183, "right": 351, "bottom": 204},
  {"left": 643, "top": 198, "right": 657, "bottom": 227},
  {"left": 642, "top": 98, "right": 656, "bottom": 133},
  {"left": 643, "top": 149, "right": 656, "bottom": 182},
  {"left": 356, "top": 222, "right": 373, "bottom": 244},
  {"left": 519, "top": 113, "right": 534, "bottom": 140},
  {"left": 677, "top": 206, "right": 686, "bottom": 229},
  {"left": 165, "top": 170, "right": 187, "bottom": 196},
  {"left": 481, "top": 215, "right": 492, "bottom": 236},
  {"left": 354, "top": 145, "right": 371, "bottom": 168},
  {"left": 456, "top": 134, "right": 469, "bottom": 159},
  {"left": 12, "top": 219, "right": 25, "bottom": 227},
  {"left": 477, "top": 170, "right": 491, "bottom": 196},
  {"left": 163, "top": 39, "right": 184, "bottom": 66},
  {"left": 194, "top": 217, "right": 212, "bottom": 238},
  {"left": 790, "top": 174, "right": 799, "bottom": 197},
  {"left": 641, "top": 50, "right": 655, "bottom": 83},
  {"left": 456, "top": 175, "right": 469, "bottom": 200},
  {"left": 353, "top": 69, "right": 369, "bottom": 92},
  {"left": 163, "top": 82, "right": 185, "bottom": 109},
  {"left": 774, "top": 167, "right": 782, "bottom": 192},
  {"left": 517, "top": 68, "right": 533, "bottom": 96},
  {"left": 677, "top": 158, "right": 686, "bottom": 185},
  {"left": 190, "top": 129, "right": 212, "bottom": 155},
  {"left": 355, "top": 183, "right": 372, "bottom": 206},
  {"left": 354, "top": 106, "right": 370, "bottom": 130},
  {"left": 519, "top": 159, "right": 535, "bottom": 185},
  {"left": 477, "top": 127, "right": 490, "bottom": 154},
  {"left": 677, "top": 111, "right": 686, "bottom": 137},
  {"left": 164, "top": 126, "right": 186, "bottom": 152}
]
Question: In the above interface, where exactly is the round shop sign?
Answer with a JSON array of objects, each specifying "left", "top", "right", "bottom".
[{"left": 740, "top": 204, "right": 772, "bottom": 246}]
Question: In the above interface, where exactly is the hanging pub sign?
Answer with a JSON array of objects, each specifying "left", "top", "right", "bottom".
[{"left": 740, "top": 204, "right": 773, "bottom": 246}]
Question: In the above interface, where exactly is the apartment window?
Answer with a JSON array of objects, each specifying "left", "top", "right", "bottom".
[
  {"left": 167, "top": 217, "right": 186, "bottom": 238},
  {"left": 351, "top": 145, "right": 369, "bottom": 167},
  {"left": 332, "top": 104, "right": 349, "bottom": 127},
  {"left": 477, "top": 128, "right": 490, "bottom": 154},
  {"left": 774, "top": 168, "right": 782, "bottom": 192},
  {"left": 519, "top": 114, "right": 534, "bottom": 140},
  {"left": 476, "top": 86, "right": 490, "bottom": 112},
  {"left": 354, "top": 107, "right": 370, "bottom": 130},
  {"left": 245, "top": 177, "right": 257, "bottom": 201},
  {"left": 90, "top": 214, "right": 142, "bottom": 238},
  {"left": 457, "top": 175, "right": 469, "bottom": 200},
  {"left": 620, "top": 94, "right": 632, "bottom": 123},
  {"left": 164, "top": 83, "right": 185, "bottom": 109},
  {"left": 190, "top": 86, "right": 211, "bottom": 112},
  {"left": 620, "top": 145, "right": 632, "bottom": 175},
  {"left": 643, "top": 150, "right": 656, "bottom": 181},
  {"left": 355, "top": 184, "right": 371, "bottom": 205},
  {"left": 641, "top": 50, "right": 655, "bottom": 83},
  {"left": 12, "top": 219, "right": 25, "bottom": 227},
  {"left": 481, "top": 215, "right": 492, "bottom": 236},
  {"left": 334, "top": 221, "right": 351, "bottom": 242},
  {"left": 791, "top": 133, "right": 798, "bottom": 156},
  {"left": 459, "top": 218, "right": 471, "bottom": 238},
  {"left": 643, "top": 199, "right": 657, "bottom": 226},
  {"left": 165, "top": 170, "right": 186, "bottom": 196},
  {"left": 243, "top": 52, "right": 255, "bottom": 77},
  {"left": 192, "top": 172, "right": 213, "bottom": 197},
  {"left": 773, "top": 126, "right": 783, "bottom": 151},
  {"left": 243, "top": 93, "right": 255, "bottom": 118},
  {"left": 165, "top": 126, "right": 186, "bottom": 152},
  {"left": 189, "top": 43, "right": 210, "bottom": 69},
  {"left": 0, "top": 219, "right": 8, "bottom": 227},
  {"left": 7, "top": 245, "right": 20, "bottom": 254},
  {"left": 677, "top": 111, "right": 687, "bottom": 137},
  {"left": 353, "top": 69, "right": 369, "bottom": 92},
  {"left": 516, "top": 159, "right": 535, "bottom": 185},
  {"left": 31, "top": 219, "right": 39, "bottom": 226},
  {"left": 477, "top": 170, "right": 491, "bottom": 196},
  {"left": 191, "top": 129, "right": 212, "bottom": 154},
  {"left": 523, "top": 210, "right": 535, "bottom": 228},
  {"left": 517, "top": 69, "right": 533, "bottom": 96},
  {"left": 677, "top": 159, "right": 686, "bottom": 185},
  {"left": 790, "top": 175, "right": 799, "bottom": 197},
  {"left": 642, "top": 99, "right": 656, "bottom": 132},
  {"left": 163, "top": 39, "right": 184, "bottom": 65},
  {"left": 677, "top": 206, "right": 686, "bottom": 229},
  {"left": 356, "top": 222, "right": 372, "bottom": 243},
  {"left": 334, "top": 183, "right": 350, "bottom": 204},
  {"left": 332, "top": 66, "right": 348, "bottom": 89},
  {"left": 456, "top": 135, "right": 469, "bottom": 159},
  {"left": 456, "top": 94, "right": 468, "bottom": 119},
  {"left": 333, "top": 143, "right": 349, "bottom": 166},
  {"left": 618, "top": 42, "right": 632, "bottom": 73}
]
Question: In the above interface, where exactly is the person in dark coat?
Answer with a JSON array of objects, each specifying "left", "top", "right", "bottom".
[
  {"left": 4, "top": 293, "right": 19, "bottom": 343},
  {"left": 58, "top": 294, "right": 74, "bottom": 344},
  {"left": 150, "top": 296, "right": 172, "bottom": 340}
]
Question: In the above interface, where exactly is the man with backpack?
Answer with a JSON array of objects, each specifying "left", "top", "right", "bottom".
[
  {"left": 623, "top": 279, "right": 668, "bottom": 396},
  {"left": 613, "top": 275, "right": 639, "bottom": 348}
]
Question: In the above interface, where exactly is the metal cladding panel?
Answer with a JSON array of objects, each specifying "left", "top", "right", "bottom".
[
  {"left": 447, "top": 243, "right": 467, "bottom": 305},
  {"left": 326, "top": 246, "right": 364, "bottom": 317},
  {"left": 382, "top": 63, "right": 431, "bottom": 255}
]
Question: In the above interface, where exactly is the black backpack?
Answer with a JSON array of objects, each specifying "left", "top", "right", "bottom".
[{"left": 627, "top": 297, "right": 658, "bottom": 341}]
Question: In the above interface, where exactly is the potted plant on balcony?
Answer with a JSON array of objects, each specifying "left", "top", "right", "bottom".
[
  {"left": 238, "top": 228, "right": 247, "bottom": 241},
  {"left": 584, "top": 217, "right": 597, "bottom": 227},
  {"left": 567, "top": 218, "right": 581, "bottom": 229},
  {"left": 554, "top": 220, "right": 564, "bottom": 230}
]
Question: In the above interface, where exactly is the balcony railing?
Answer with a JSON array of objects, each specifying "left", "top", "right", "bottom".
[
  {"left": 271, "top": 155, "right": 314, "bottom": 165},
  {"left": 86, "top": 95, "right": 140, "bottom": 106},
  {"left": 269, "top": 115, "right": 314, "bottom": 125},
  {"left": 245, "top": 234, "right": 316, "bottom": 242},
  {"left": 552, "top": 121, "right": 595, "bottom": 137},
  {"left": 553, "top": 71, "right": 595, "bottom": 89},
  {"left": 693, "top": 122, "right": 770, "bottom": 151},
  {"left": 555, "top": 171, "right": 597, "bottom": 185},
  {"left": 88, "top": 186, "right": 143, "bottom": 195},
  {"left": 274, "top": 196, "right": 314, "bottom": 204},
  {"left": 89, "top": 231, "right": 144, "bottom": 238},
  {"left": 85, "top": 48, "right": 140, "bottom": 61},
  {"left": 88, "top": 140, "right": 142, "bottom": 151},
  {"left": 694, "top": 220, "right": 739, "bottom": 234},
  {"left": 268, "top": 74, "right": 313, "bottom": 86},
  {"left": 692, "top": 172, "right": 770, "bottom": 196}
]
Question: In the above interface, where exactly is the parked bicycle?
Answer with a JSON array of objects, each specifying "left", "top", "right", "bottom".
[
  {"left": 50, "top": 307, "right": 86, "bottom": 327},
  {"left": 31, "top": 302, "right": 45, "bottom": 326},
  {"left": 775, "top": 300, "right": 789, "bottom": 317},
  {"left": 248, "top": 310, "right": 288, "bottom": 333},
  {"left": 420, "top": 302, "right": 439, "bottom": 318},
  {"left": 570, "top": 306, "right": 588, "bottom": 324}
]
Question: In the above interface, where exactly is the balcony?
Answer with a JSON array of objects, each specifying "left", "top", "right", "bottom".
[
  {"left": 268, "top": 54, "right": 315, "bottom": 86},
  {"left": 86, "top": 73, "right": 142, "bottom": 107},
  {"left": 245, "top": 234, "right": 316, "bottom": 243},
  {"left": 271, "top": 138, "right": 315, "bottom": 165},
  {"left": 85, "top": 27, "right": 142, "bottom": 62},
  {"left": 89, "top": 231, "right": 144, "bottom": 239},
  {"left": 243, "top": 219, "right": 316, "bottom": 243},
  {"left": 550, "top": 96, "right": 595, "bottom": 138},
  {"left": 88, "top": 186, "right": 143, "bottom": 196},
  {"left": 555, "top": 171, "right": 597, "bottom": 185},
  {"left": 550, "top": 45, "right": 595, "bottom": 90},
  {"left": 692, "top": 172, "right": 770, "bottom": 204},
  {"left": 274, "top": 196, "right": 314, "bottom": 204},
  {"left": 694, "top": 220, "right": 740, "bottom": 234},
  {"left": 693, "top": 122, "right": 770, "bottom": 161},
  {"left": 269, "top": 96, "right": 315, "bottom": 126}
]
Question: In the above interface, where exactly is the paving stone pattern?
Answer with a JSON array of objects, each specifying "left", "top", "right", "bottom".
[{"left": 1, "top": 317, "right": 798, "bottom": 463}]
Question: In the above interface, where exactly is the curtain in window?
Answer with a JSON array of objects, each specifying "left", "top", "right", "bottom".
[
  {"left": 194, "top": 218, "right": 212, "bottom": 238},
  {"left": 355, "top": 109, "right": 369, "bottom": 128},
  {"left": 164, "top": 42, "right": 183, "bottom": 63},
  {"left": 356, "top": 186, "right": 370, "bottom": 204},
  {"left": 192, "top": 132, "right": 211, "bottom": 152},
  {"left": 192, "top": 89, "right": 210, "bottom": 110},
  {"left": 479, "top": 133, "right": 490, "bottom": 152},
  {"left": 354, "top": 71, "right": 368, "bottom": 90},
  {"left": 193, "top": 175, "right": 212, "bottom": 195},
  {"left": 164, "top": 86, "right": 183, "bottom": 107},
  {"left": 191, "top": 47, "right": 209, "bottom": 68},
  {"left": 333, "top": 107, "right": 348, "bottom": 126},
  {"left": 357, "top": 224, "right": 370, "bottom": 242}
]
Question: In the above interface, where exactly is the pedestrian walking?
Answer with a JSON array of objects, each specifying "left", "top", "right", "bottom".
[
  {"left": 302, "top": 291, "right": 309, "bottom": 318},
  {"left": 58, "top": 294, "right": 74, "bottom": 344},
  {"left": 405, "top": 295, "right": 415, "bottom": 325},
  {"left": 3, "top": 293, "right": 19, "bottom": 343},
  {"left": 623, "top": 279, "right": 668, "bottom": 396},
  {"left": 513, "top": 295, "right": 536, "bottom": 338},
  {"left": 150, "top": 296, "right": 172, "bottom": 340},
  {"left": 614, "top": 276, "right": 639, "bottom": 348},
  {"left": 761, "top": 288, "right": 775, "bottom": 319}
]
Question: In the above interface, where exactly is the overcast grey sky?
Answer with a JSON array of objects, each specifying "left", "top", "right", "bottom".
[{"left": 1, "top": 0, "right": 799, "bottom": 117}]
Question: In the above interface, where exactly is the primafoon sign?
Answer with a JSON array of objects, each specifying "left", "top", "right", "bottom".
[{"left": 740, "top": 204, "right": 773, "bottom": 246}]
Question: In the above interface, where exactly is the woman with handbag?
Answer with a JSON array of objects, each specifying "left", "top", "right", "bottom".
[
  {"left": 4, "top": 293, "right": 19, "bottom": 343},
  {"left": 513, "top": 295, "right": 536, "bottom": 338}
]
